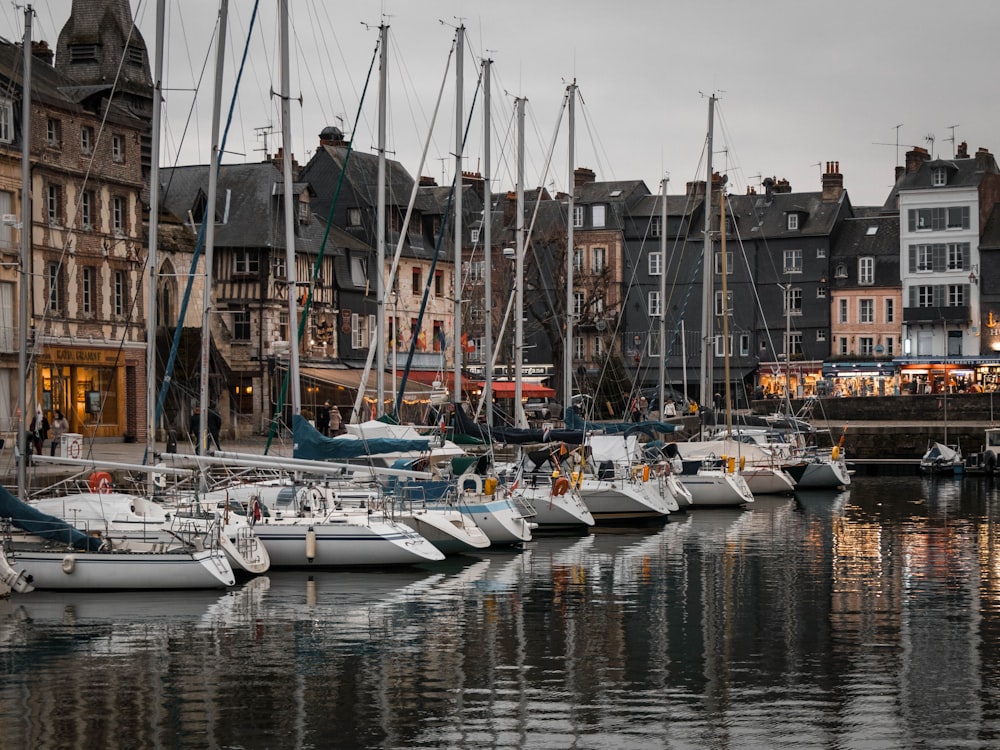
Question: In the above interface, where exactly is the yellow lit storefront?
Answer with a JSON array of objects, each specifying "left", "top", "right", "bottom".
[{"left": 38, "top": 346, "right": 144, "bottom": 440}]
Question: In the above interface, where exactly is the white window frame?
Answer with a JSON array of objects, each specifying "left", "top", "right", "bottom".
[
  {"left": 816, "top": 330, "right": 827, "bottom": 342},
  {"left": 885, "top": 298, "right": 895, "bottom": 324},
  {"left": 114, "top": 270, "right": 125, "bottom": 317},
  {"left": 0, "top": 99, "right": 12, "bottom": 144},
  {"left": 859, "top": 298, "right": 874, "bottom": 324},
  {"left": 591, "top": 247, "right": 606, "bottom": 274},
  {"left": 81, "top": 126, "right": 93, "bottom": 155},
  {"left": 112, "top": 134, "right": 125, "bottom": 163},
  {"left": 648, "top": 291, "right": 661, "bottom": 317},
  {"left": 573, "top": 292, "right": 584, "bottom": 317},
  {"left": 573, "top": 205, "right": 584, "bottom": 228},
  {"left": 591, "top": 204, "right": 606, "bottom": 228},
  {"left": 838, "top": 298, "right": 848, "bottom": 324},
  {"left": 784, "top": 287, "right": 803, "bottom": 316},
  {"left": 648, "top": 251, "right": 662, "bottom": 276},
  {"left": 787, "top": 214, "right": 799, "bottom": 231},
  {"left": 932, "top": 167, "right": 947, "bottom": 187},
  {"left": 714, "top": 290, "right": 733, "bottom": 317},
  {"left": 573, "top": 336, "right": 584, "bottom": 360},
  {"left": 783, "top": 248, "right": 802, "bottom": 274},
  {"left": 347, "top": 207, "right": 362, "bottom": 227},
  {"left": 859, "top": 256, "right": 874, "bottom": 285},
  {"left": 714, "top": 251, "right": 734, "bottom": 275}
]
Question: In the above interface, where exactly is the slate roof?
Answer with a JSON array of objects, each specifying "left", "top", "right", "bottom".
[
  {"left": 831, "top": 208, "right": 900, "bottom": 287},
  {"left": 574, "top": 179, "right": 648, "bottom": 206},
  {"left": 305, "top": 145, "right": 419, "bottom": 216},
  {"left": 894, "top": 154, "right": 1000, "bottom": 193},
  {"left": 629, "top": 193, "right": 700, "bottom": 219},
  {"left": 733, "top": 189, "right": 848, "bottom": 238}
]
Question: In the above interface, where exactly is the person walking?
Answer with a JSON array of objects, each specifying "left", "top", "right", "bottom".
[
  {"left": 330, "top": 403, "right": 342, "bottom": 435},
  {"left": 29, "top": 407, "right": 48, "bottom": 458},
  {"left": 49, "top": 410, "right": 69, "bottom": 456},
  {"left": 316, "top": 400, "right": 331, "bottom": 436}
]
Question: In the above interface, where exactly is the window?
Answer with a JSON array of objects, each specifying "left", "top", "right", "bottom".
[
  {"left": 594, "top": 335, "right": 604, "bottom": 358},
  {"left": 411, "top": 267, "right": 421, "bottom": 294},
  {"left": 80, "top": 190, "right": 93, "bottom": 230},
  {"left": 885, "top": 336, "right": 895, "bottom": 356},
  {"left": 648, "top": 291, "right": 661, "bottom": 317},
  {"left": 112, "top": 134, "right": 125, "bottom": 163},
  {"left": 787, "top": 214, "right": 799, "bottom": 231},
  {"left": 648, "top": 251, "right": 662, "bottom": 276},
  {"left": 783, "top": 248, "right": 802, "bottom": 273},
  {"left": 714, "top": 290, "right": 733, "bottom": 316},
  {"left": 947, "top": 243, "right": 970, "bottom": 270},
  {"left": 234, "top": 249, "right": 259, "bottom": 275},
  {"left": 434, "top": 270, "right": 445, "bottom": 297},
  {"left": 114, "top": 270, "right": 125, "bottom": 317},
  {"left": 48, "top": 263, "right": 62, "bottom": 312},
  {"left": 347, "top": 207, "right": 362, "bottom": 227},
  {"left": 0, "top": 98, "right": 12, "bottom": 143},
  {"left": 714, "top": 251, "right": 734, "bottom": 275},
  {"left": 468, "top": 260, "right": 484, "bottom": 281},
  {"left": 467, "top": 337, "right": 484, "bottom": 362},
  {"left": 573, "top": 292, "right": 584, "bottom": 317},
  {"left": 69, "top": 44, "right": 98, "bottom": 63},
  {"left": 0, "top": 190, "right": 13, "bottom": 248},
  {"left": 573, "top": 248, "right": 583, "bottom": 273},
  {"left": 574, "top": 336, "right": 584, "bottom": 360},
  {"left": 46, "top": 118, "right": 61, "bottom": 148},
  {"left": 591, "top": 247, "right": 606, "bottom": 274},
  {"left": 859, "top": 298, "right": 874, "bottom": 324},
  {"left": 46, "top": 184, "right": 62, "bottom": 225},
  {"left": 915, "top": 244, "right": 933, "bottom": 272},
  {"left": 932, "top": 167, "right": 947, "bottom": 187},
  {"left": 859, "top": 337, "right": 875, "bottom": 355},
  {"left": 739, "top": 334, "right": 750, "bottom": 357},
  {"left": 816, "top": 330, "right": 827, "bottom": 342},
  {"left": 651, "top": 215, "right": 662, "bottom": 238},
  {"left": 885, "top": 298, "right": 895, "bottom": 324},
  {"left": 817, "top": 286, "right": 827, "bottom": 299},
  {"left": 82, "top": 267, "right": 93, "bottom": 315},
  {"left": 948, "top": 284, "right": 966, "bottom": 306},
  {"left": 784, "top": 332, "right": 802, "bottom": 359},
  {"left": 573, "top": 205, "right": 584, "bottom": 228},
  {"left": 273, "top": 255, "right": 286, "bottom": 279},
  {"left": 834, "top": 263, "right": 847, "bottom": 279},
  {"left": 592, "top": 205, "right": 606, "bottom": 228},
  {"left": 838, "top": 336, "right": 848, "bottom": 355},
  {"left": 784, "top": 287, "right": 802, "bottom": 316},
  {"left": 859, "top": 256, "right": 874, "bottom": 285},
  {"left": 471, "top": 228, "right": 480, "bottom": 244},
  {"left": 916, "top": 285, "right": 934, "bottom": 307},
  {"left": 296, "top": 199, "right": 310, "bottom": 225},
  {"left": 233, "top": 308, "right": 251, "bottom": 340},
  {"left": 947, "top": 206, "right": 970, "bottom": 229},
  {"left": 350, "top": 256, "right": 367, "bottom": 286},
  {"left": 351, "top": 313, "right": 376, "bottom": 349},
  {"left": 839, "top": 298, "right": 848, "bottom": 323},
  {"left": 816, "top": 247, "right": 827, "bottom": 259},
  {"left": 112, "top": 196, "right": 126, "bottom": 234},
  {"left": 714, "top": 334, "right": 733, "bottom": 358},
  {"left": 908, "top": 207, "right": 971, "bottom": 232}
]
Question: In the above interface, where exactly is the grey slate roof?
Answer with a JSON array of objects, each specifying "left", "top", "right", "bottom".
[
  {"left": 895, "top": 154, "right": 999, "bottom": 193},
  {"left": 733, "top": 190, "right": 848, "bottom": 237}
]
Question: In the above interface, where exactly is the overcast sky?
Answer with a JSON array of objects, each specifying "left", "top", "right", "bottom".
[{"left": 5, "top": 1, "right": 1000, "bottom": 208}]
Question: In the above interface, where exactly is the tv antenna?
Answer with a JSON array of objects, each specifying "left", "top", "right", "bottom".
[
  {"left": 254, "top": 123, "right": 277, "bottom": 159},
  {"left": 924, "top": 133, "right": 936, "bottom": 156},
  {"left": 872, "top": 123, "right": 904, "bottom": 166},
  {"left": 945, "top": 124, "right": 960, "bottom": 157}
]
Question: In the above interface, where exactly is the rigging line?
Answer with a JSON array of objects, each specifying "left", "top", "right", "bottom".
[
  {"left": 394, "top": 42, "right": 483, "bottom": 418},
  {"left": 150, "top": 0, "right": 262, "bottom": 464},
  {"left": 267, "top": 31, "right": 380, "bottom": 451},
  {"left": 574, "top": 87, "right": 614, "bottom": 182},
  {"left": 349, "top": 27, "right": 457, "bottom": 423}
]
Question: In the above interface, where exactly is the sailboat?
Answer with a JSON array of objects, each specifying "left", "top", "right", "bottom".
[{"left": 919, "top": 379, "right": 963, "bottom": 474}]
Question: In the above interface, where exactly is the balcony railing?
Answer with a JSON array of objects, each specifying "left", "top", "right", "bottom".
[{"left": 902, "top": 305, "right": 971, "bottom": 324}]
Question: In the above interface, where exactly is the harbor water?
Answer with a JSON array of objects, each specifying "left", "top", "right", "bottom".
[{"left": 2, "top": 474, "right": 1000, "bottom": 749}]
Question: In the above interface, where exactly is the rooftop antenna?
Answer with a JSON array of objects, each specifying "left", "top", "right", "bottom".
[
  {"left": 945, "top": 124, "right": 959, "bottom": 157},
  {"left": 872, "top": 123, "right": 905, "bottom": 166},
  {"left": 925, "top": 133, "right": 936, "bottom": 157},
  {"left": 254, "top": 123, "right": 277, "bottom": 160}
]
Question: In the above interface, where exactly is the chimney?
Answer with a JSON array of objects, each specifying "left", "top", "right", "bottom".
[
  {"left": 895, "top": 165, "right": 905, "bottom": 183},
  {"left": 419, "top": 175, "right": 437, "bottom": 187},
  {"left": 31, "top": 40, "right": 53, "bottom": 66},
  {"left": 957, "top": 141, "right": 969, "bottom": 159},
  {"left": 271, "top": 147, "right": 298, "bottom": 172},
  {"left": 462, "top": 170, "right": 484, "bottom": 202},
  {"left": 773, "top": 178, "right": 792, "bottom": 194},
  {"left": 905, "top": 146, "right": 930, "bottom": 174},
  {"left": 686, "top": 180, "right": 706, "bottom": 199},
  {"left": 318, "top": 126, "right": 347, "bottom": 148},
  {"left": 762, "top": 177, "right": 774, "bottom": 202},
  {"left": 504, "top": 190, "right": 517, "bottom": 225},
  {"left": 574, "top": 167, "right": 596, "bottom": 189},
  {"left": 975, "top": 147, "right": 996, "bottom": 172},
  {"left": 821, "top": 161, "right": 844, "bottom": 202}
]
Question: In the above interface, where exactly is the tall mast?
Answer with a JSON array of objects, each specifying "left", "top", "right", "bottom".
[
  {"left": 513, "top": 97, "right": 526, "bottom": 428},
  {"left": 452, "top": 26, "right": 464, "bottom": 408},
  {"left": 198, "top": 0, "right": 228, "bottom": 459},
  {"left": 482, "top": 57, "right": 493, "bottom": 427},
  {"left": 720, "top": 184, "right": 732, "bottom": 435},
  {"left": 279, "top": 0, "right": 300, "bottom": 416},
  {"left": 16, "top": 5, "right": 32, "bottom": 499},
  {"left": 563, "top": 81, "right": 576, "bottom": 416},
  {"left": 375, "top": 23, "right": 387, "bottom": 415},
  {"left": 145, "top": 0, "right": 165, "bottom": 467},
  {"left": 657, "top": 174, "right": 668, "bottom": 419},
  {"left": 698, "top": 95, "right": 716, "bottom": 434}
]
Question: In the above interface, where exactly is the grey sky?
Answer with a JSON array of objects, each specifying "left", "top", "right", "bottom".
[{"left": 6, "top": 1, "right": 999, "bottom": 208}]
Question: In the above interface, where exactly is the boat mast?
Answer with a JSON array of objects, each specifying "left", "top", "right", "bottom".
[
  {"left": 720, "top": 183, "right": 732, "bottom": 435},
  {"left": 513, "top": 96, "right": 527, "bottom": 428},
  {"left": 698, "top": 95, "right": 716, "bottom": 437},
  {"left": 657, "top": 174, "right": 668, "bottom": 420},
  {"left": 145, "top": 0, "right": 165, "bottom": 469},
  {"left": 452, "top": 26, "right": 464, "bottom": 410},
  {"left": 375, "top": 23, "right": 387, "bottom": 416},
  {"left": 482, "top": 57, "right": 494, "bottom": 427},
  {"left": 16, "top": 5, "right": 32, "bottom": 500},
  {"left": 563, "top": 80, "right": 576, "bottom": 417},
  {"left": 198, "top": 0, "right": 228, "bottom": 460},
  {"left": 279, "top": 0, "right": 300, "bottom": 417}
]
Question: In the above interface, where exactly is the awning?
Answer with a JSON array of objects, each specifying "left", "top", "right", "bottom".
[
  {"left": 393, "top": 370, "right": 477, "bottom": 396},
  {"left": 822, "top": 361, "right": 898, "bottom": 376},
  {"left": 299, "top": 367, "right": 433, "bottom": 397},
  {"left": 481, "top": 380, "right": 556, "bottom": 398}
]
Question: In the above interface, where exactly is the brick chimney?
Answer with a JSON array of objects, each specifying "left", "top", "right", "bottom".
[
  {"left": 504, "top": 190, "right": 517, "bottom": 225},
  {"left": 686, "top": 180, "right": 706, "bottom": 200},
  {"left": 318, "top": 126, "right": 347, "bottom": 148},
  {"left": 895, "top": 165, "right": 905, "bottom": 182},
  {"left": 31, "top": 40, "right": 53, "bottom": 66},
  {"left": 821, "top": 161, "right": 843, "bottom": 202},
  {"left": 762, "top": 177, "right": 774, "bottom": 202},
  {"left": 462, "top": 170, "right": 484, "bottom": 202},
  {"left": 574, "top": 167, "right": 596, "bottom": 189},
  {"left": 957, "top": 141, "right": 969, "bottom": 159},
  {"left": 419, "top": 175, "right": 437, "bottom": 187},
  {"left": 905, "top": 146, "right": 930, "bottom": 174},
  {"left": 773, "top": 178, "right": 792, "bottom": 194},
  {"left": 975, "top": 147, "right": 997, "bottom": 173},
  {"left": 271, "top": 147, "right": 298, "bottom": 172}
]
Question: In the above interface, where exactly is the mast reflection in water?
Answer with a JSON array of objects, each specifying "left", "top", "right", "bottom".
[{"left": 2, "top": 475, "right": 1000, "bottom": 749}]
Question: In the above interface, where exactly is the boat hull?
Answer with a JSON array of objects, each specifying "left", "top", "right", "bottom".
[
  {"left": 398, "top": 509, "right": 491, "bottom": 554},
  {"left": 680, "top": 470, "right": 754, "bottom": 507},
  {"left": 577, "top": 479, "right": 672, "bottom": 523}
]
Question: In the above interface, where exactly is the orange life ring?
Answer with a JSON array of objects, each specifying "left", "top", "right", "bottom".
[
  {"left": 89, "top": 471, "right": 113, "bottom": 494},
  {"left": 551, "top": 477, "right": 570, "bottom": 496}
]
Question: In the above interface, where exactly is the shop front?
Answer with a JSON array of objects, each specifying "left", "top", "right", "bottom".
[
  {"left": 895, "top": 357, "right": 1000, "bottom": 394},
  {"left": 38, "top": 345, "right": 144, "bottom": 440},
  {"left": 756, "top": 360, "right": 823, "bottom": 399},
  {"left": 821, "top": 361, "right": 899, "bottom": 397}
]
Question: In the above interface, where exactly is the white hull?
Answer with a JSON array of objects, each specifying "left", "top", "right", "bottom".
[
  {"left": 398, "top": 508, "right": 491, "bottom": 554},
  {"left": 252, "top": 514, "right": 445, "bottom": 567},
  {"left": 740, "top": 466, "right": 796, "bottom": 495},
  {"left": 790, "top": 457, "right": 852, "bottom": 489},
  {"left": 681, "top": 470, "right": 754, "bottom": 507},
  {"left": 517, "top": 484, "right": 595, "bottom": 529},
  {"left": 577, "top": 478, "right": 672, "bottom": 523},
  {"left": 458, "top": 494, "right": 534, "bottom": 545},
  {"left": 10, "top": 544, "right": 235, "bottom": 590}
]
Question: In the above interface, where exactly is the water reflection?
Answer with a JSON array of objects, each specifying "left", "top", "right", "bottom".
[{"left": 2, "top": 476, "right": 1000, "bottom": 748}]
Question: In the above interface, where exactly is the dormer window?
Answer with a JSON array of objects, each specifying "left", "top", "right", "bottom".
[
  {"left": 834, "top": 263, "right": 847, "bottom": 279},
  {"left": 592, "top": 204, "right": 606, "bottom": 228},
  {"left": 787, "top": 213, "right": 799, "bottom": 231},
  {"left": 932, "top": 167, "right": 947, "bottom": 187}
]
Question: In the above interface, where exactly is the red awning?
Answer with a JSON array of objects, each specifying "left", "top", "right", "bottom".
[{"left": 480, "top": 380, "right": 556, "bottom": 398}]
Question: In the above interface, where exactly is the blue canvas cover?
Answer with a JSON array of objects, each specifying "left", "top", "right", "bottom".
[
  {"left": 293, "top": 414, "right": 431, "bottom": 461},
  {"left": 0, "top": 484, "right": 104, "bottom": 551}
]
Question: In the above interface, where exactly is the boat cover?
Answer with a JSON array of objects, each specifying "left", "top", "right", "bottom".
[
  {"left": 293, "top": 414, "right": 431, "bottom": 461},
  {"left": 0, "top": 485, "right": 103, "bottom": 551}
]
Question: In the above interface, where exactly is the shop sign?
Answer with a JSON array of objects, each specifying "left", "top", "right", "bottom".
[{"left": 45, "top": 347, "right": 123, "bottom": 366}]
